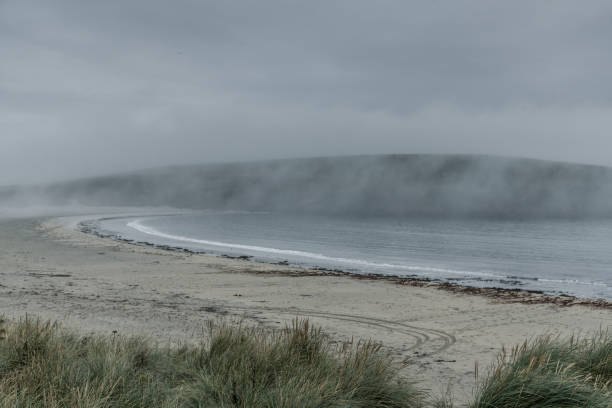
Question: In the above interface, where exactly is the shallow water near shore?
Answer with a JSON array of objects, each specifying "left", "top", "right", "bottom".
[{"left": 96, "top": 212, "right": 612, "bottom": 300}]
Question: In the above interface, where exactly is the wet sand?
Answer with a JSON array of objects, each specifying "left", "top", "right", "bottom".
[{"left": 1, "top": 214, "right": 611, "bottom": 405}]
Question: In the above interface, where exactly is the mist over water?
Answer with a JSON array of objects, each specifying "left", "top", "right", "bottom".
[
  {"left": 4, "top": 154, "right": 612, "bottom": 300},
  {"left": 4, "top": 155, "right": 612, "bottom": 218}
]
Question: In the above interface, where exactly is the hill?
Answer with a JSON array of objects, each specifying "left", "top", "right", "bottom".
[{"left": 4, "top": 155, "right": 612, "bottom": 218}]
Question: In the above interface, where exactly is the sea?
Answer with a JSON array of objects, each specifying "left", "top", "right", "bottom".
[{"left": 93, "top": 211, "right": 612, "bottom": 300}]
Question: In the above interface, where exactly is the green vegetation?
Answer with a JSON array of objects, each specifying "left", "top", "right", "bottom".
[
  {"left": 0, "top": 317, "right": 423, "bottom": 407},
  {"left": 1, "top": 315, "right": 611, "bottom": 407},
  {"left": 471, "top": 332, "right": 612, "bottom": 408}
]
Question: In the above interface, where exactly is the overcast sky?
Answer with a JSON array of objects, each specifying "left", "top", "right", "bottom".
[{"left": 1, "top": 1, "right": 612, "bottom": 185}]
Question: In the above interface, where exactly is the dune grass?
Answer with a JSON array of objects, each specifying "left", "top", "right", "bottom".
[
  {"left": 470, "top": 331, "right": 612, "bottom": 408},
  {"left": 2, "top": 315, "right": 612, "bottom": 408},
  {"left": 0, "top": 316, "right": 423, "bottom": 408}
]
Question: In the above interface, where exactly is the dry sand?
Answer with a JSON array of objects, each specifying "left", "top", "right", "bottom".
[{"left": 1, "top": 213, "right": 611, "bottom": 405}]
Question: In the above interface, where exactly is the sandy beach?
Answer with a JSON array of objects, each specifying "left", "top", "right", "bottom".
[{"left": 1, "top": 214, "right": 611, "bottom": 405}]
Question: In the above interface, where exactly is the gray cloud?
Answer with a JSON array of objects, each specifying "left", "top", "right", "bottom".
[{"left": 1, "top": 0, "right": 612, "bottom": 185}]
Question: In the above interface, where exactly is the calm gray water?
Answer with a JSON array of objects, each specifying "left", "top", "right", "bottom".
[{"left": 97, "top": 212, "right": 612, "bottom": 300}]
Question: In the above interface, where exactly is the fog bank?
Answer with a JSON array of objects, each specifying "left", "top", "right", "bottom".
[{"left": 3, "top": 155, "right": 612, "bottom": 219}]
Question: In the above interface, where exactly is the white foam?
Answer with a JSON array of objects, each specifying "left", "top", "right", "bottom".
[
  {"left": 537, "top": 278, "right": 607, "bottom": 287},
  {"left": 127, "top": 219, "right": 502, "bottom": 279}
]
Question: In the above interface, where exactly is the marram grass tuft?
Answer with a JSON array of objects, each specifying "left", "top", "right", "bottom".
[
  {"left": 0, "top": 316, "right": 424, "bottom": 408},
  {"left": 470, "top": 331, "right": 612, "bottom": 408}
]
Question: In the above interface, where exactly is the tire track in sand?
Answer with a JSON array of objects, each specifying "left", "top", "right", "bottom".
[{"left": 225, "top": 305, "right": 456, "bottom": 356}]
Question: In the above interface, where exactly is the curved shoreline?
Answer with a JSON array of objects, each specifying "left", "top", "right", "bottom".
[
  {"left": 73, "top": 213, "right": 612, "bottom": 310},
  {"left": 0, "top": 213, "right": 609, "bottom": 406}
]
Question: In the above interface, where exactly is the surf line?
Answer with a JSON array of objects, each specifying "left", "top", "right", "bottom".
[{"left": 126, "top": 219, "right": 504, "bottom": 279}]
